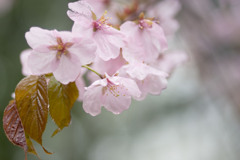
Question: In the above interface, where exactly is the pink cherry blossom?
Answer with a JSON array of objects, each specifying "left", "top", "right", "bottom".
[
  {"left": 120, "top": 16, "right": 167, "bottom": 63},
  {"left": 153, "top": 50, "right": 188, "bottom": 75},
  {"left": 67, "top": 0, "right": 94, "bottom": 20},
  {"left": 25, "top": 27, "right": 96, "bottom": 84},
  {"left": 87, "top": 54, "right": 127, "bottom": 82},
  {"left": 119, "top": 62, "right": 168, "bottom": 100},
  {"left": 147, "top": 0, "right": 181, "bottom": 36},
  {"left": 83, "top": 73, "right": 141, "bottom": 116},
  {"left": 20, "top": 49, "right": 32, "bottom": 76},
  {"left": 84, "top": 0, "right": 110, "bottom": 16},
  {"left": 75, "top": 71, "right": 87, "bottom": 101},
  {"left": 67, "top": 1, "right": 125, "bottom": 61}
]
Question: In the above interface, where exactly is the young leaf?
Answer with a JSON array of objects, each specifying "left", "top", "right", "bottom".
[
  {"left": 15, "top": 75, "right": 48, "bottom": 146},
  {"left": 3, "top": 100, "right": 38, "bottom": 160},
  {"left": 48, "top": 76, "right": 79, "bottom": 136}
]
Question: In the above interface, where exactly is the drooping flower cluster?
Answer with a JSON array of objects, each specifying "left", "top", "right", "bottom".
[{"left": 20, "top": 0, "right": 187, "bottom": 116}]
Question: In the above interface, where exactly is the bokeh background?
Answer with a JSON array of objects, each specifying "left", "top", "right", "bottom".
[{"left": 1, "top": 0, "right": 240, "bottom": 160}]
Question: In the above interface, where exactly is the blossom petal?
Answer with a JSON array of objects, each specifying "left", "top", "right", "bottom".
[
  {"left": 75, "top": 75, "right": 86, "bottom": 101},
  {"left": 28, "top": 50, "right": 59, "bottom": 75},
  {"left": 69, "top": 38, "right": 96, "bottom": 65},
  {"left": 94, "top": 30, "right": 124, "bottom": 61},
  {"left": 156, "top": 51, "right": 188, "bottom": 74},
  {"left": 149, "top": 23, "right": 168, "bottom": 51},
  {"left": 83, "top": 85, "right": 103, "bottom": 116},
  {"left": 121, "top": 62, "right": 168, "bottom": 80},
  {"left": 112, "top": 76, "right": 141, "bottom": 99},
  {"left": 68, "top": 0, "right": 94, "bottom": 21},
  {"left": 120, "top": 21, "right": 139, "bottom": 37},
  {"left": 72, "top": 20, "right": 93, "bottom": 38},
  {"left": 53, "top": 54, "right": 82, "bottom": 84},
  {"left": 103, "top": 89, "right": 132, "bottom": 115},
  {"left": 20, "top": 49, "right": 32, "bottom": 76},
  {"left": 25, "top": 27, "right": 56, "bottom": 52},
  {"left": 136, "top": 75, "right": 168, "bottom": 100}
]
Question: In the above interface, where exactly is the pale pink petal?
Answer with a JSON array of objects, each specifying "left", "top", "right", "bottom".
[
  {"left": 53, "top": 31, "right": 75, "bottom": 44},
  {"left": 148, "top": 23, "right": 168, "bottom": 51},
  {"left": 25, "top": 27, "right": 56, "bottom": 52},
  {"left": 20, "top": 49, "right": 32, "bottom": 76},
  {"left": 121, "top": 40, "right": 143, "bottom": 63},
  {"left": 69, "top": 38, "right": 96, "bottom": 65},
  {"left": 121, "top": 62, "right": 168, "bottom": 80},
  {"left": 148, "top": 0, "right": 181, "bottom": 19},
  {"left": 28, "top": 50, "right": 59, "bottom": 75},
  {"left": 120, "top": 21, "right": 139, "bottom": 37},
  {"left": 103, "top": 91, "right": 132, "bottom": 114},
  {"left": 85, "top": 0, "right": 106, "bottom": 15},
  {"left": 75, "top": 75, "right": 86, "bottom": 101},
  {"left": 135, "top": 75, "right": 168, "bottom": 100},
  {"left": 87, "top": 55, "right": 126, "bottom": 83},
  {"left": 92, "top": 55, "right": 126, "bottom": 75},
  {"left": 72, "top": 20, "right": 93, "bottom": 38},
  {"left": 146, "top": 76, "right": 168, "bottom": 95},
  {"left": 156, "top": 51, "right": 188, "bottom": 74},
  {"left": 53, "top": 54, "right": 82, "bottom": 84},
  {"left": 161, "top": 19, "right": 180, "bottom": 36},
  {"left": 101, "top": 76, "right": 133, "bottom": 114},
  {"left": 121, "top": 21, "right": 167, "bottom": 63},
  {"left": 94, "top": 29, "right": 124, "bottom": 61},
  {"left": 68, "top": 0, "right": 93, "bottom": 20},
  {"left": 83, "top": 85, "right": 103, "bottom": 116},
  {"left": 119, "top": 62, "right": 168, "bottom": 100},
  {"left": 147, "top": 0, "right": 181, "bottom": 35},
  {"left": 115, "top": 77, "right": 141, "bottom": 99}
]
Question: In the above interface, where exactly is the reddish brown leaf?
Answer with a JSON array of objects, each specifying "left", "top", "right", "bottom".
[
  {"left": 48, "top": 76, "right": 79, "bottom": 136},
  {"left": 3, "top": 100, "right": 38, "bottom": 159},
  {"left": 15, "top": 75, "right": 48, "bottom": 146}
]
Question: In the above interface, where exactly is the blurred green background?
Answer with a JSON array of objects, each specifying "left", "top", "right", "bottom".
[{"left": 1, "top": 0, "right": 240, "bottom": 160}]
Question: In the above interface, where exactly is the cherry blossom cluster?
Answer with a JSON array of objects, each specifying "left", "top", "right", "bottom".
[{"left": 20, "top": 0, "right": 187, "bottom": 116}]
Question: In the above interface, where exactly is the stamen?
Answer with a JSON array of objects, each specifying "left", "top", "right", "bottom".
[
  {"left": 48, "top": 37, "right": 73, "bottom": 59},
  {"left": 104, "top": 79, "right": 128, "bottom": 98},
  {"left": 93, "top": 10, "right": 112, "bottom": 31}
]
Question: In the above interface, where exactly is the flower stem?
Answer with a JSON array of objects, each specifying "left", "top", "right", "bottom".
[{"left": 82, "top": 65, "right": 104, "bottom": 79}]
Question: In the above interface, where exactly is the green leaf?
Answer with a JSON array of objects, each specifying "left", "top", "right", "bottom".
[
  {"left": 3, "top": 100, "right": 38, "bottom": 160},
  {"left": 48, "top": 76, "right": 79, "bottom": 136},
  {"left": 15, "top": 75, "right": 49, "bottom": 146}
]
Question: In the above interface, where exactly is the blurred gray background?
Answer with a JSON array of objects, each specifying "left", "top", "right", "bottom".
[{"left": 1, "top": 0, "right": 240, "bottom": 160}]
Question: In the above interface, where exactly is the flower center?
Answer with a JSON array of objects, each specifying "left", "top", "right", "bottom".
[
  {"left": 93, "top": 11, "right": 111, "bottom": 32},
  {"left": 139, "top": 19, "right": 153, "bottom": 29},
  {"left": 106, "top": 79, "right": 120, "bottom": 97},
  {"left": 136, "top": 12, "right": 154, "bottom": 30},
  {"left": 102, "top": 78, "right": 120, "bottom": 97},
  {"left": 102, "top": 78, "right": 128, "bottom": 97},
  {"left": 48, "top": 37, "right": 73, "bottom": 59}
]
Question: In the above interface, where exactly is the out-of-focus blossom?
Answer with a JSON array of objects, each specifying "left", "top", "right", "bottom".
[
  {"left": 25, "top": 27, "right": 96, "bottom": 84},
  {"left": 180, "top": 0, "right": 240, "bottom": 107},
  {"left": 88, "top": 53, "right": 127, "bottom": 82},
  {"left": 120, "top": 14, "right": 167, "bottom": 63},
  {"left": 147, "top": 0, "right": 181, "bottom": 36},
  {"left": 119, "top": 62, "right": 168, "bottom": 100},
  {"left": 153, "top": 50, "right": 188, "bottom": 75},
  {"left": 83, "top": 73, "right": 141, "bottom": 116},
  {"left": 0, "top": 0, "right": 14, "bottom": 15},
  {"left": 84, "top": 0, "right": 110, "bottom": 16}
]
